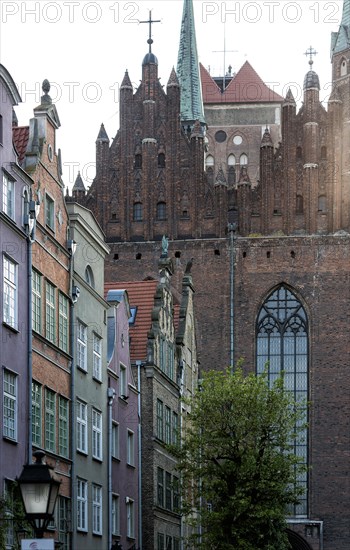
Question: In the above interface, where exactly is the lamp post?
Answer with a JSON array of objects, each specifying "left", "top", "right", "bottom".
[{"left": 17, "top": 450, "right": 61, "bottom": 539}]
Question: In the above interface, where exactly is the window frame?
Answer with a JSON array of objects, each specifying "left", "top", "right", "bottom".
[
  {"left": 92, "top": 484, "right": 102, "bottom": 535},
  {"left": 77, "top": 478, "right": 88, "bottom": 532},
  {"left": 32, "top": 381, "right": 42, "bottom": 446},
  {"left": 2, "top": 171, "right": 15, "bottom": 219},
  {"left": 76, "top": 400, "right": 88, "bottom": 454},
  {"left": 77, "top": 321, "right": 87, "bottom": 372},
  {"left": 127, "top": 429, "right": 135, "bottom": 466},
  {"left": 32, "top": 270, "right": 42, "bottom": 333},
  {"left": 58, "top": 396, "right": 69, "bottom": 458},
  {"left": 58, "top": 293, "right": 69, "bottom": 352},
  {"left": 156, "top": 399, "right": 164, "bottom": 441},
  {"left": 112, "top": 494, "right": 120, "bottom": 536},
  {"left": 119, "top": 364, "right": 127, "bottom": 398},
  {"left": 45, "top": 281, "right": 56, "bottom": 343},
  {"left": 3, "top": 255, "right": 18, "bottom": 330},
  {"left": 112, "top": 421, "right": 119, "bottom": 459},
  {"left": 3, "top": 369, "right": 17, "bottom": 441},
  {"left": 45, "top": 388, "right": 56, "bottom": 453},
  {"left": 126, "top": 498, "right": 134, "bottom": 539},
  {"left": 45, "top": 192, "right": 55, "bottom": 230},
  {"left": 92, "top": 408, "right": 103, "bottom": 461},
  {"left": 93, "top": 333, "right": 102, "bottom": 381}
]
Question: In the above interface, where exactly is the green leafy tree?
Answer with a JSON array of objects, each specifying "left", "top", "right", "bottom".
[{"left": 173, "top": 367, "right": 307, "bottom": 550}]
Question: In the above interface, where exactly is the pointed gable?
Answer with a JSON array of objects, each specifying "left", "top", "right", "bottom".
[{"left": 201, "top": 60, "right": 283, "bottom": 104}]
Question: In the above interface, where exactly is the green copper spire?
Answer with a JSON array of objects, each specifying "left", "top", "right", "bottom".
[
  {"left": 176, "top": 0, "right": 205, "bottom": 127},
  {"left": 331, "top": 0, "right": 350, "bottom": 56}
]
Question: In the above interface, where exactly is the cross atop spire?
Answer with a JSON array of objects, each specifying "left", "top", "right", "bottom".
[
  {"left": 139, "top": 10, "right": 161, "bottom": 53},
  {"left": 304, "top": 46, "right": 318, "bottom": 67}
]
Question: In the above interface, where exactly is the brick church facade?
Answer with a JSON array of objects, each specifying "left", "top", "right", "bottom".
[{"left": 71, "top": 0, "right": 350, "bottom": 548}]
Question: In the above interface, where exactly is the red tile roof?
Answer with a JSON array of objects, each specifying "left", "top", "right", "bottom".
[
  {"left": 105, "top": 280, "right": 158, "bottom": 363},
  {"left": 200, "top": 61, "right": 283, "bottom": 104},
  {"left": 105, "top": 279, "right": 181, "bottom": 363},
  {"left": 13, "top": 126, "right": 29, "bottom": 165}
]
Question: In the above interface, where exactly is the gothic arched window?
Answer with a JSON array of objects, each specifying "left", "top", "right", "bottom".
[
  {"left": 158, "top": 153, "right": 165, "bottom": 169},
  {"left": 340, "top": 57, "right": 347, "bottom": 77},
  {"left": 85, "top": 265, "right": 95, "bottom": 288},
  {"left": 133, "top": 202, "right": 143, "bottom": 221},
  {"left": 256, "top": 285, "right": 308, "bottom": 517},
  {"left": 205, "top": 155, "right": 214, "bottom": 169},
  {"left": 134, "top": 154, "right": 142, "bottom": 169},
  {"left": 240, "top": 153, "right": 248, "bottom": 166},
  {"left": 156, "top": 201, "right": 166, "bottom": 221}
]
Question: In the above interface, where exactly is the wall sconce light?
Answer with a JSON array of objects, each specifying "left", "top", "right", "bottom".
[
  {"left": 67, "top": 240, "right": 77, "bottom": 256},
  {"left": 72, "top": 285, "right": 80, "bottom": 303}
]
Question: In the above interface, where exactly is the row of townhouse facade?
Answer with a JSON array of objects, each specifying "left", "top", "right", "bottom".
[{"left": 1, "top": 63, "right": 199, "bottom": 550}]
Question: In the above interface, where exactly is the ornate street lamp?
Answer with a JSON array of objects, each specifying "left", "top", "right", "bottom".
[{"left": 17, "top": 450, "right": 61, "bottom": 538}]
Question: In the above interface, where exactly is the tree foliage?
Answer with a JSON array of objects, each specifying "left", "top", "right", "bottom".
[{"left": 172, "top": 367, "right": 307, "bottom": 550}]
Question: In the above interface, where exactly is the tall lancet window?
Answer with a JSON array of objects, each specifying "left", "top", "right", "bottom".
[{"left": 256, "top": 285, "right": 308, "bottom": 517}]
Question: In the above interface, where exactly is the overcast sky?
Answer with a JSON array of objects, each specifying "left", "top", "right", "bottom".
[{"left": 0, "top": 0, "right": 344, "bottom": 190}]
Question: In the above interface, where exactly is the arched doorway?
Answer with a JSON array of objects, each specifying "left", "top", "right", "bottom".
[{"left": 287, "top": 529, "right": 314, "bottom": 550}]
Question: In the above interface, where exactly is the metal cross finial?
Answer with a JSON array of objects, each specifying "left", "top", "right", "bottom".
[
  {"left": 139, "top": 10, "right": 161, "bottom": 53},
  {"left": 304, "top": 46, "right": 318, "bottom": 67}
]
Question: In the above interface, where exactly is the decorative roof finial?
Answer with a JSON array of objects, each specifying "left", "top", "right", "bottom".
[
  {"left": 42, "top": 79, "right": 50, "bottom": 95},
  {"left": 304, "top": 46, "right": 318, "bottom": 68},
  {"left": 139, "top": 10, "right": 161, "bottom": 53}
]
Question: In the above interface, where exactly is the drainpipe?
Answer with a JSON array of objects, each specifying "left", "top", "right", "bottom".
[
  {"left": 136, "top": 360, "right": 143, "bottom": 550},
  {"left": 228, "top": 223, "right": 236, "bottom": 372},
  {"left": 26, "top": 197, "right": 39, "bottom": 463},
  {"left": 107, "top": 386, "right": 116, "bottom": 550},
  {"left": 67, "top": 239, "right": 77, "bottom": 550},
  {"left": 27, "top": 229, "right": 33, "bottom": 463}
]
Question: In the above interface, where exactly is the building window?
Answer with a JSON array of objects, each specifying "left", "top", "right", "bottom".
[
  {"left": 318, "top": 195, "right": 327, "bottom": 212},
  {"left": 133, "top": 202, "right": 143, "bottom": 221},
  {"left": 158, "top": 153, "right": 165, "bottom": 168},
  {"left": 157, "top": 533, "right": 165, "bottom": 550},
  {"left": 3, "top": 370, "right": 17, "bottom": 440},
  {"left": 45, "top": 388, "right": 56, "bottom": 452},
  {"left": 156, "top": 201, "right": 166, "bottom": 221},
  {"left": 32, "top": 270, "right": 42, "bottom": 333},
  {"left": 173, "top": 538, "right": 180, "bottom": 550},
  {"left": 92, "top": 409, "right": 102, "bottom": 460},
  {"left": 77, "top": 479, "right": 88, "bottom": 532},
  {"left": 59, "top": 293, "right": 69, "bottom": 352},
  {"left": 45, "top": 193, "right": 55, "bottom": 230},
  {"left": 45, "top": 282, "right": 56, "bottom": 343},
  {"left": 112, "top": 422, "right": 119, "bottom": 459},
  {"left": 340, "top": 57, "right": 347, "bottom": 76},
  {"left": 172, "top": 411, "right": 179, "bottom": 445},
  {"left": 126, "top": 499, "right": 134, "bottom": 538},
  {"left": 127, "top": 430, "right": 135, "bottom": 466},
  {"left": 165, "top": 406, "right": 171, "bottom": 444},
  {"left": 77, "top": 322, "right": 87, "bottom": 371},
  {"left": 134, "top": 153, "right": 142, "bottom": 169},
  {"left": 2, "top": 172, "right": 15, "bottom": 219},
  {"left": 59, "top": 396, "right": 69, "bottom": 458},
  {"left": 112, "top": 495, "right": 120, "bottom": 536},
  {"left": 296, "top": 195, "right": 303, "bottom": 214},
  {"left": 57, "top": 496, "right": 71, "bottom": 549},
  {"left": 167, "top": 342, "right": 174, "bottom": 380},
  {"left": 157, "top": 467, "right": 164, "bottom": 507},
  {"left": 92, "top": 484, "right": 102, "bottom": 535},
  {"left": 156, "top": 399, "right": 163, "bottom": 440},
  {"left": 93, "top": 334, "right": 102, "bottom": 381},
  {"left": 256, "top": 285, "right": 308, "bottom": 516},
  {"left": 173, "top": 476, "right": 180, "bottom": 511},
  {"left": 3, "top": 256, "right": 17, "bottom": 329},
  {"left": 166, "top": 535, "right": 173, "bottom": 550},
  {"left": 120, "top": 364, "right": 127, "bottom": 398},
  {"left": 32, "top": 381, "right": 42, "bottom": 446},
  {"left": 77, "top": 400, "right": 88, "bottom": 454},
  {"left": 165, "top": 472, "right": 172, "bottom": 510},
  {"left": 85, "top": 265, "right": 95, "bottom": 288},
  {"left": 227, "top": 153, "right": 236, "bottom": 166},
  {"left": 0, "top": 114, "right": 3, "bottom": 144},
  {"left": 240, "top": 153, "right": 248, "bottom": 165},
  {"left": 320, "top": 145, "right": 327, "bottom": 160}
]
